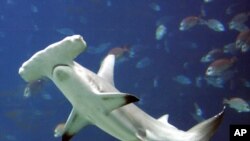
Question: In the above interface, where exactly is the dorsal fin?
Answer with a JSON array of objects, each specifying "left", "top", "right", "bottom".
[
  {"left": 97, "top": 54, "right": 115, "bottom": 86},
  {"left": 158, "top": 114, "right": 169, "bottom": 125},
  {"left": 157, "top": 114, "right": 177, "bottom": 129}
]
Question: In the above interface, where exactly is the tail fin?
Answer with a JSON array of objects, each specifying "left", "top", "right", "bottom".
[{"left": 187, "top": 107, "right": 225, "bottom": 141}]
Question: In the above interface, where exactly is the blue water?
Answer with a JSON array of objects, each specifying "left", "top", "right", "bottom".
[{"left": 0, "top": 0, "right": 250, "bottom": 140}]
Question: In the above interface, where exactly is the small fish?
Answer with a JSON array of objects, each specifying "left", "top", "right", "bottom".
[
  {"left": 136, "top": 57, "right": 152, "bottom": 69},
  {"left": 230, "top": 12, "right": 249, "bottom": 24},
  {"left": 179, "top": 16, "right": 202, "bottom": 31},
  {"left": 201, "top": 49, "right": 223, "bottom": 63},
  {"left": 4, "top": 134, "right": 16, "bottom": 141},
  {"left": 204, "top": 0, "right": 213, "bottom": 3},
  {"left": 149, "top": 2, "right": 161, "bottom": 12},
  {"left": 42, "top": 93, "right": 52, "bottom": 100},
  {"left": 173, "top": 75, "right": 192, "bottom": 85},
  {"left": 206, "top": 19, "right": 225, "bottom": 32},
  {"left": 236, "top": 30, "right": 250, "bottom": 53},
  {"left": 206, "top": 70, "right": 235, "bottom": 88},
  {"left": 206, "top": 57, "right": 237, "bottom": 76},
  {"left": 6, "top": 0, "right": 15, "bottom": 5},
  {"left": 155, "top": 24, "right": 167, "bottom": 40},
  {"left": 205, "top": 76, "right": 224, "bottom": 88},
  {"left": 223, "top": 43, "right": 239, "bottom": 54},
  {"left": 228, "top": 13, "right": 249, "bottom": 32},
  {"left": 24, "top": 79, "right": 45, "bottom": 98},
  {"left": 194, "top": 103, "right": 203, "bottom": 116},
  {"left": 153, "top": 76, "right": 159, "bottom": 88},
  {"left": 223, "top": 97, "right": 250, "bottom": 113},
  {"left": 243, "top": 79, "right": 250, "bottom": 88},
  {"left": 106, "top": 0, "right": 112, "bottom": 7},
  {"left": 191, "top": 103, "right": 205, "bottom": 123},
  {"left": 229, "top": 23, "right": 249, "bottom": 32},
  {"left": 30, "top": 4, "right": 38, "bottom": 13},
  {"left": 108, "top": 45, "right": 130, "bottom": 59}
]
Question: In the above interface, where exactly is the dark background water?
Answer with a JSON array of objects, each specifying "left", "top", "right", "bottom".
[{"left": 0, "top": 0, "right": 250, "bottom": 140}]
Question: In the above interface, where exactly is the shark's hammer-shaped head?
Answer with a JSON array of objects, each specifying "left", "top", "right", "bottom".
[{"left": 19, "top": 35, "right": 87, "bottom": 82}]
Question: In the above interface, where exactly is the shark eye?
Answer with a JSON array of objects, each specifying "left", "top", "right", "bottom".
[
  {"left": 52, "top": 64, "right": 69, "bottom": 75},
  {"left": 53, "top": 64, "right": 69, "bottom": 69}
]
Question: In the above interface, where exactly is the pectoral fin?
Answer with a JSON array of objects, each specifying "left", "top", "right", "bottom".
[
  {"left": 54, "top": 108, "right": 90, "bottom": 141},
  {"left": 99, "top": 92, "right": 139, "bottom": 113}
]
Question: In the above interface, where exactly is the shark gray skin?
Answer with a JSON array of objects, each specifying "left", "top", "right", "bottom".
[{"left": 19, "top": 35, "right": 224, "bottom": 141}]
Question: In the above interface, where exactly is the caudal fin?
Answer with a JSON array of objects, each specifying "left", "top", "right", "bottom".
[{"left": 187, "top": 107, "right": 225, "bottom": 141}]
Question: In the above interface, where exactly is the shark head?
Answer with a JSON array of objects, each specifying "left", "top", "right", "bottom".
[{"left": 19, "top": 35, "right": 87, "bottom": 82}]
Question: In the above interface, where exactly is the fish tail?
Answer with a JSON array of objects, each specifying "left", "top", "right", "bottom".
[{"left": 187, "top": 107, "right": 225, "bottom": 141}]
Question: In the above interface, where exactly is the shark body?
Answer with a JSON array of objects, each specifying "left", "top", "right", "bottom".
[{"left": 19, "top": 35, "right": 224, "bottom": 141}]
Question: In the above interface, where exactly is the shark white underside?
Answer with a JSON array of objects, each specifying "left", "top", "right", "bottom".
[{"left": 19, "top": 35, "right": 224, "bottom": 141}]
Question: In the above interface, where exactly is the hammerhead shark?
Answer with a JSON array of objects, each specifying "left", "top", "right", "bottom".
[{"left": 19, "top": 35, "right": 224, "bottom": 141}]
